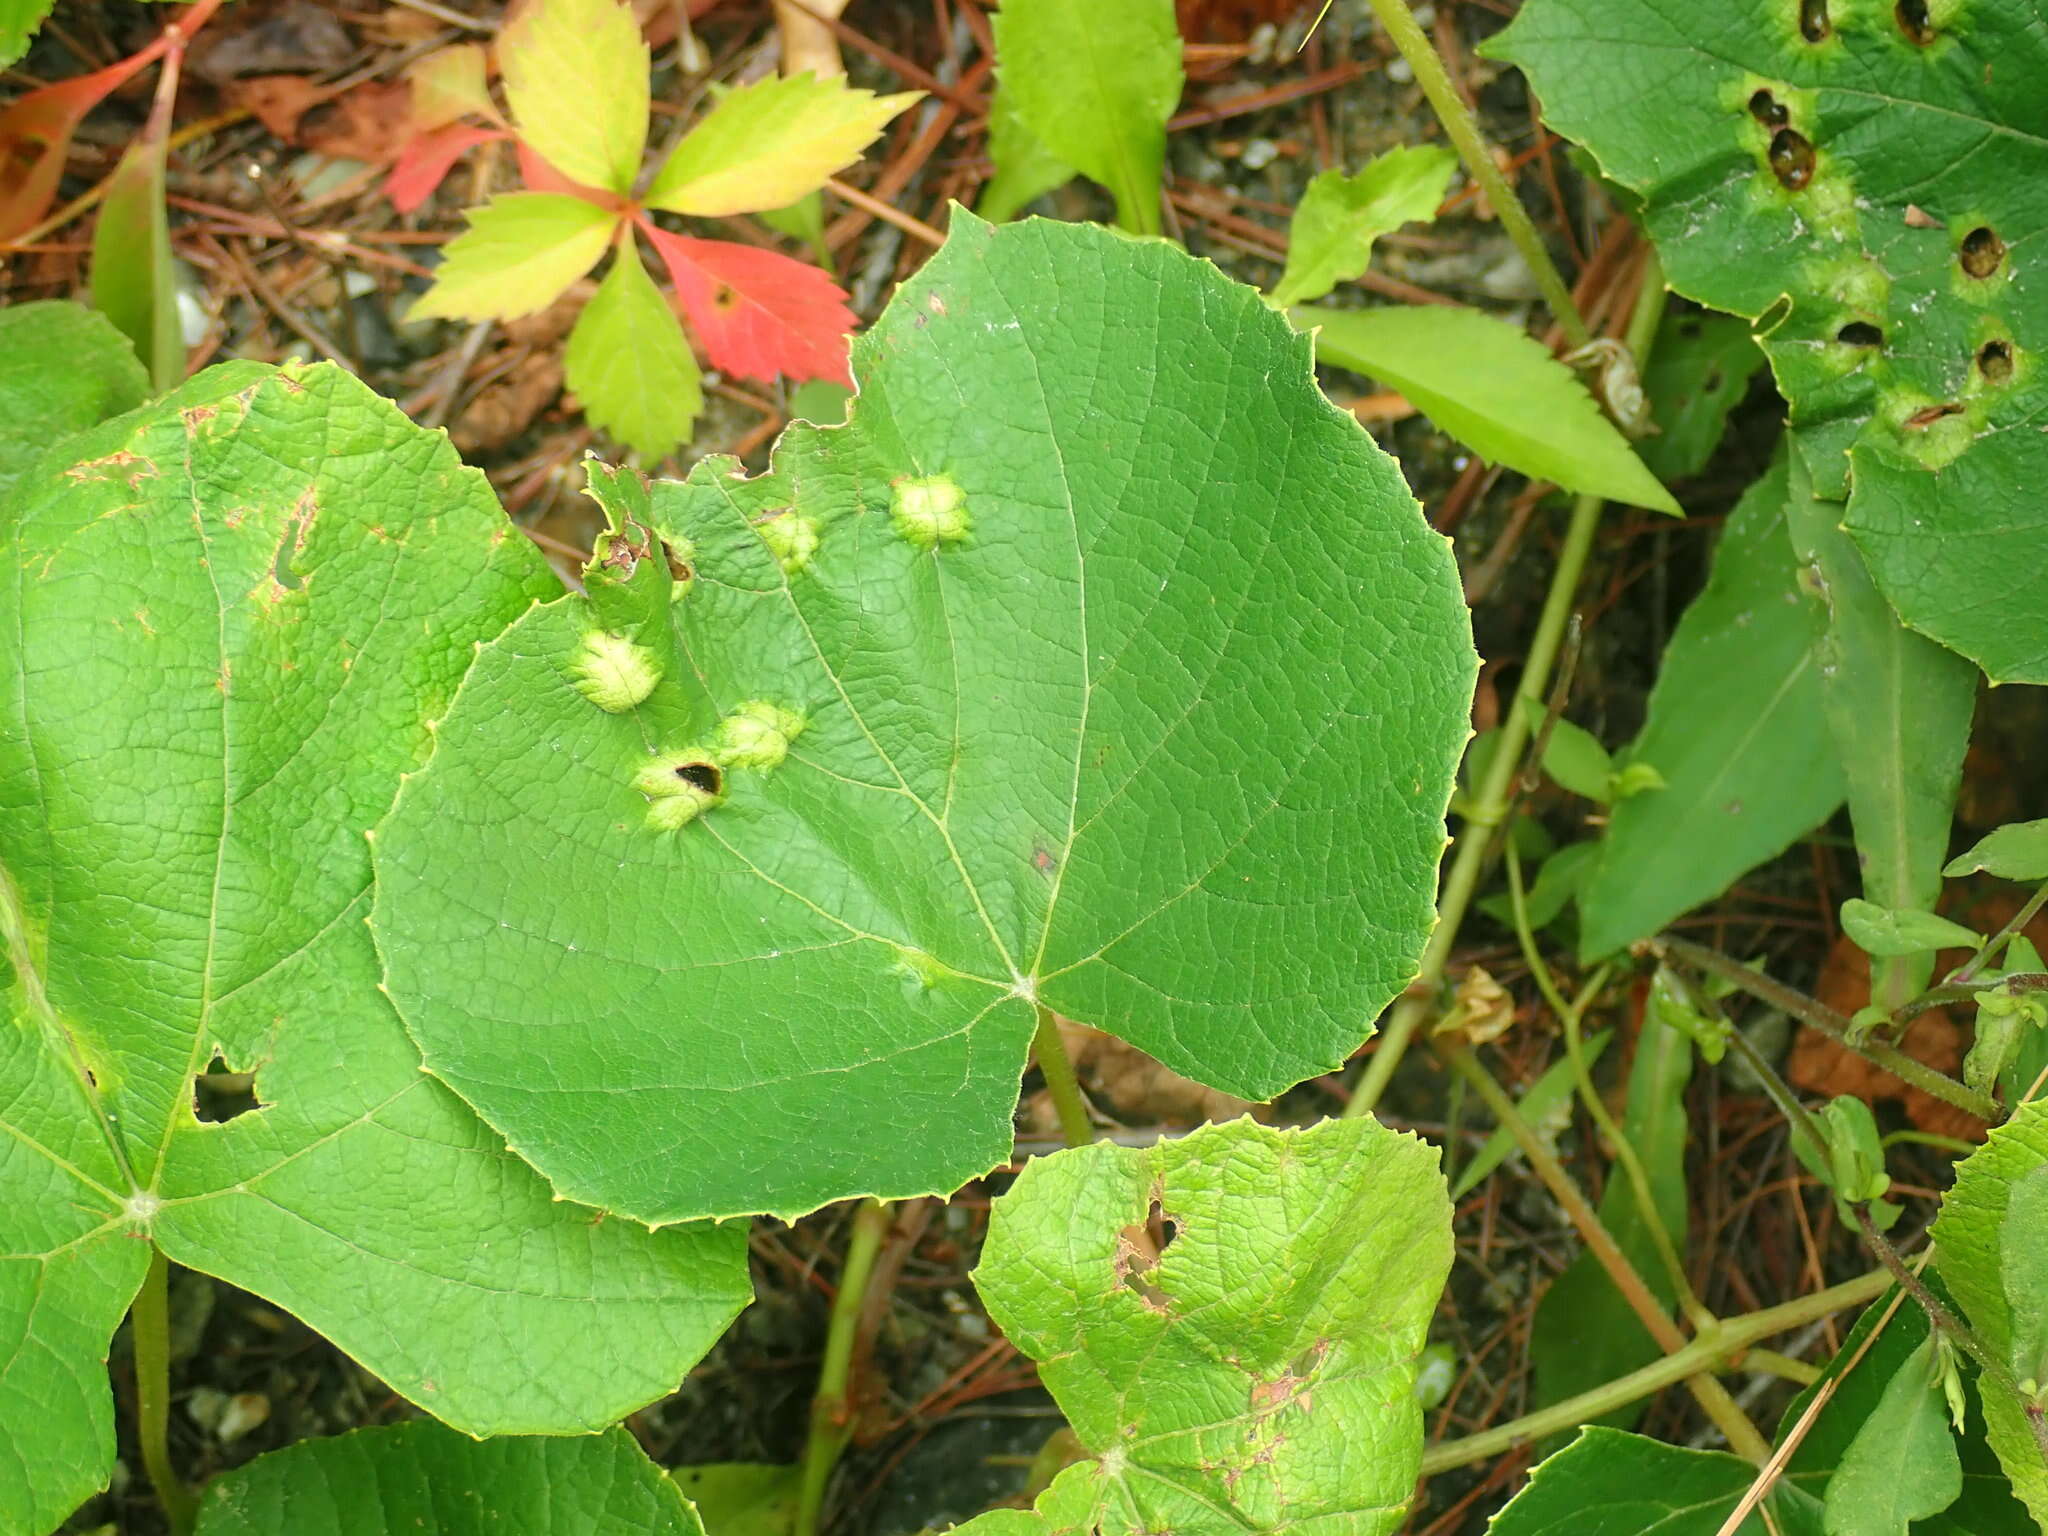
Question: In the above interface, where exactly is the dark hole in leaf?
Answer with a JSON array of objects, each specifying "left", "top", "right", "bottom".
[
  {"left": 1960, "top": 225, "right": 2006, "bottom": 279},
  {"left": 1748, "top": 89, "right": 1789, "bottom": 128},
  {"left": 1799, "top": 0, "right": 1831, "bottom": 40},
  {"left": 1903, "top": 401, "right": 1965, "bottom": 431},
  {"left": 660, "top": 538, "right": 693, "bottom": 583},
  {"left": 194, "top": 1054, "right": 264, "bottom": 1123},
  {"left": 1894, "top": 0, "right": 1936, "bottom": 44},
  {"left": 673, "top": 761, "right": 722, "bottom": 795},
  {"left": 1836, "top": 321, "right": 1884, "bottom": 348},
  {"left": 1114, "top": 1198, "right": 1178, "bottom": 1310},
  {"left": 1977, "top": 339, "right": 2014, "bottom": 383},
  {"left": 713, "top": 284, "right": 741, "bottom": 313},
  {"left": 1769, "top": 128, "right": 1816, "bottom": 190},
  {"left": 1705, "top": 367, "right": 1725, "bottom": 391}
]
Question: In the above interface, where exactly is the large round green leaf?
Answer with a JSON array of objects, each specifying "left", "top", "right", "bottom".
[
  {"left": 373, "top": 215, "right": 1475, "bottom": 1224},
  {"left": 0, "top": 365, "right": 748, "bottom": 1533},
  {"left": 1488, "top": 0, "right": 2048, "bottom": 682}
]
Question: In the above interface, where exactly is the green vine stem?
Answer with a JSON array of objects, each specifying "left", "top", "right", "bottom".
[
  {"left": 1436, "top": 1038, "right": 1773, "bottom": 1461},
  {"left": 1032, "top": 1005, "right": 1096, "bottom": 1148},
  {"left": 795, "top": 1199, "right": 894, "bottom": 1536},
  {"left": 1417, "top": 1267, "right": 1891, "bottom": 1476},
  {"left": 1950, "top": 877, "right": 2048, "bottom": 986},
  {"left": 1648, "top": 934, "right": 2001, "bottom": 1122},
  {"left": 1361, "top": 0, "right": 1592, "bottom": 350},
  {"left": 134, "top": 1248, "right": 197, "bottom": 1536}
]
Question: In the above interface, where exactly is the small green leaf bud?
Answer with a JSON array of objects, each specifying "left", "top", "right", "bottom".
[
  {"left": 634, "top": 751, "right": 725, "bottom": 831},
  {"left": 568, "top": 631, "right": 661, "bottom": 713},
  {"left": 757, "top": 510, "right": 819, "bottom": 574},
  {"left": 713, "top": 700, "right": 806, "bottom": 773},
  {"left": 890, "top": 473, "right": 969, "bottom": 550}
]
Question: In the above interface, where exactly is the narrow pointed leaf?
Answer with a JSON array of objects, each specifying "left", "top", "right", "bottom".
[
  {"left": 373, "top": 215, "right": 1476, "bottom": 1225},
  {"left": 1821, "top": 1336, "right": 1964, "bottom": 1535},
  {"left": 1270, "top": 146, "right": 1456, "bottom": 310},
  {"left": 0, "top": 300, "right": 147, "bottom": 501},
  {"left": 410, "top": 192, "right": 616, "bottom": 322},
  {"left": 564, "top": 235, "right": 704, "bottom": 459},
  {"left": 644, "top": 73, "right": 920, "bottom": 217},
  {"left": 1, "top": 362, "right": 749, "bottom": 1532},
  {"left": 90, "top": 114, "right": 180, "bottom": 391},
  {"left": 1304, "top": 305, "right": 1681, "bottom": 514},
  {"left": 195, "top": 1422, "right": 704, "bottom": 1534},
  {"left": 644, "top": 225, "right": 854, "bottom": 385},
  {"left": 977, "top": 81, "right": 1075, "bottom": 222},
  {"left": 498, "top": 0, "right": 646, "bottom": 193}
]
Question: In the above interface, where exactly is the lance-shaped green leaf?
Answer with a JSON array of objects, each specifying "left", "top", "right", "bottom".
[
  {"left": 410, "top": 192, "right": 617, "bottom": 323},
  {"left": 1302, "top": 305, "right": 1680, "bottom": 513},
  {"left": 1490, "top": 1428, "right": 1822, "bottom": 1536},
  {"left": 194, "top": 1421, "right": 704, "bottom": 1534},
  {"left": 956, "top": 1117, "right": 1452, "bottom": 1534},
  {"left": 1270, "top": 146, "right": 1456, "bottom": 310},
  {"left": 373, "top": 214, "right": 1476, "bottom": 1225},
  {"left": 0, "top": 300, "right": 146, "bottom": 499},
  {"left": 977, "top": 83, "right": 1076, "bottom": 223},
  {"left": 497, "top": 0, "right": 647, "bottom": 195},
  {"left": 0, "top": 362, "right": 749, "bottom": 1534},
  {"left": 1933, "top": 1099, "right": 2048, "bottom": 1525},
  {"left": 89, "top": 83, "right": 179, "bottom": 392},
  {"left": 1485, "top": 0, "right": 2048, "bottom": 682},
  {"left": 1820, "top": 1336, "right": 1963, "bottom": 1535},
  {"left": 1578, "top": 450, "right": 1841, "bottom": 959},
  {"left": 989, "top": 0, "right": 1181, "bottom": 235},
  {"left": 1947, "top": 820, "right": 2048, "bottom": 883},
  {"left": 564, "top": 232, "right": 705, "bottom": 459}
]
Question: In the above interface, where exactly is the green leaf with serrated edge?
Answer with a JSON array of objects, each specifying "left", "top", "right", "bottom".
[
  {"left": 963, "top": 1117, "right": 1451, "bottom": 1534},
  {"left": 1840, "top": 898, "right": 1982, "bottom": 958},
  {"left": 373, "top": 215, "right": 1476, "bottom": 1226},
  {"left": 1947, "top": 820, "right": 2048, "bottom": 882},
  {"left": 0, "top": 301, "right": 146, "bottom": 499},
  {"left": 0, "top": 0, "right": 55, "bottom": 68},
  {"left": 978, "top": 81, "right": 1075, "bottom": 223},
  {"left": 1302, "top": 306, "right": 1681, "bottom": 514},
  {"left": 90, "top": 114, "right": 179, "bottom": 392},
  {"left": 1528, "top": 1008, "right": 1691, "bottom": 1433},
  {"left": 0, "top": 363, "right": 749, "bottom": 1534},
  {"left": 644, "top": 74, "right": 920, "bottom": 217},
  {"left": 1635, "top": 310, "right": 1768, "bottom": 484},
  {"left": 1933, "top": 1100, "right": 2048, "bottom": 1525},
  {"left": 989, "top": 0, "right": 1180, "bottom": 235},
  {"left": 1488, "top": 1427, "right": 1821, "bottom": 1536},
  {"left": 1448, "top": 1028, "right": 1611, "bottom": 1200},
  {"left": 410, "top": 192, "right": 616, "bottom": 323},
  {"left": 1541, "top": 717, "right": 1614, "bottom": 802},
  {"left": 1780, "top": 1287, "right": 2036, "bottom": 1534},
  {"left": 564, "top": 236, "right": 704, "bottom": 459},
  {"left": 1484, "top": 2, "right": 2048, "bottom": 682},
  {"left": 1820, "top": 1336, "right": 1963, "bottom": 1535},
  {"left": 1270, "top": 147, "right": 1456, "bottom": 310},
  {"left": 194, "top": 1421, "right": 704, "bottom": 1534},
  {"left": 670, "top": 1463, "right": 798, "bottom": 1536},
  {"left": 497, "top": 0, "right": 647, "bottom": 194},
  {"left": 1782, "top": 440, "right": 1972, "bottom": 1012}
]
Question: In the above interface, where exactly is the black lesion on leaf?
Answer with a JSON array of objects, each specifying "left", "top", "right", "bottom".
[
  {"left": 672, "top": 761, "right": 723, "bottom": 796},
  {"left": 1748, "top": 89, "right": 1789, "bottom": 128},
  {"left": 1836, "top": 321, "right": 1884, "bottom": 348},
  {"left": 1799, "top": 0, "right": 1831, "bottom": 41},
  {"left": 1895, "top": 0, "right": 1937, "bottom": 45},
  {"left": 1768, "top": 128, "right": 1816, "bottom": 190},
  {"left": 1960, "top": 225, "right": 2007, "bottom": 279}
]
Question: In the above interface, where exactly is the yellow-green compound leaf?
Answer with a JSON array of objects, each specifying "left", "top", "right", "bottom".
[
  {"left": 195, "top": 1422, "right": 703, "bottom": 1534},
  {"left": 1932, "top": 1099, "right": 2048, "bottom": 1526},
  {"left": 1485, "top": 1, "right": 2048, "bottom": 682},
  {"left": 409, "top": 42, "right": 495, "bottom": 132},
  {"left": 1492, "top": 1428, "right": 1822, "bottom": 1535},
  {"left": 1269, "top": 146, "right": 1456, "bottom": 310},
  {"left": 961, "top": 1117, "right": 1452, "bottom": 1535},
  {"left": 411, "top": 192, "right": 617, "bottom": 323},
  {"left": 1302, "top": 305, "right": 1680, "bottom": 514},
  {"left": 0, "top": 363, "right": 748, "bottom": 1534},
  {"left": 565, "top": 235, "right": 704, "bottom": 459},
  {"left": 372, "top": 215, "right": 1476, "bottom": 1225},
  {"left": 645, "top": 73, "right": 920, "bottom": 217},
  {"left": 989, "top": 0, "right": 1181, "bottom": 236},
  {"left": 0, "top": 300, "right": 146, "bottom": 500},
  {"left": 498, "top": 0, "right": 647, "bottom": 194}
]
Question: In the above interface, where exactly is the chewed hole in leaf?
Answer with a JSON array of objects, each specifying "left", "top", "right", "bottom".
[
  {"left": 1836, "top": 321, "right": 1884, "bottom": 348},
  {"left": 1894, "top": 0, "right": 1937, "bottom": 45},
  {"left": 1902, "top": 400, "right": 1965, "bottom": 430},
  {"left": 1769, "top": 127, "right": 1816, "bottom": 190},
  {"left": 1976, "top": 339, "right": 2015, "bottom": 384},
  {"left": 1113, "top": 1198, "right": 1179, "bottom": 1312},
  {"left": 1798, "top": 0, "right": 1830, "bottom": 41},
  {"left": 671, "top": 761, "right": 723, "bottom": 796},
  {"left": 1960, "top": 225, "right": 2007, "bottom": 279},
  {"left": 194, "top": 1054, "right": 265, "bottom": 1123},
  {"left": 1747, "top": 89, "right": 1789, "bottom": 127}
]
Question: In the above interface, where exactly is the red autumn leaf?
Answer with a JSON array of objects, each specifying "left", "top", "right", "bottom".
[
  {"left": 640, "top": 223, "right": 855, "bottom": 387},
  {"left": 0, "top": 55, "right": 154, "bottom": 241},
  {"left": 516, "top": 140, "right": 616, "bottom": 204},
  {"left": 386, "top": 122, "right": 509, "bottom": 213}
]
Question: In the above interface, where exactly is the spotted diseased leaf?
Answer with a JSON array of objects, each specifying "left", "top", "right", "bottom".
[
  {"left": 957, "top": 1117, "right": 1453, "bottom": 1534},
  {"left": 0, "top": 363, "right": 749, "bottom": 1535},
  {"left": 565, "top": 234, "right": 705, "bottom": 459},
  {"left": 372, "top": 215, "right": 1476, "bottom": 1226},
  {"left": 643, "top": 73, "right": 920, "bottom": 218},
  {"left": 0, "top": 301, "right": 147, "bottom": 502},
  {"left": 644, "top": 224, "right": 854, "bottom": 386},
  {"left": 497, "top": 0, "right": 647, "bottom": 195},
  {"left": 410, "top": 191, "right": 617, "bottom": 322},
  {"left": 1486, "top": 0, "right": 2048, "bottom": 682},
  {"left": 385, "top": 123, "right": 509, "bottom": 215}
]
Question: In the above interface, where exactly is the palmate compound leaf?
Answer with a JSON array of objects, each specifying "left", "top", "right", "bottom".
[
  {"left": 0, "top": 363, "right": 749, "bottom": 1535},
  {"left": 1486, "top": 0, "right": 2048, "bottom": 682},
  {"left": 955, "top": 1117, "right": 1453, "bottom": 1535},
  {"left": 372, "top": 214, "right": 1477, "bottom": 1226},
  {"left": 194, "top": 1421, "right": 703, "bottom": 1535}
]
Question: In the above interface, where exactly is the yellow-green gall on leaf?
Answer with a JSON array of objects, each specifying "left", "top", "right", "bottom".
[
  {"left": 634, "top": 751, "right": 725, "bottom": 830},
  {"left": 890, "top": 473, "right": 969, "bottom": 550},
  {"left": 713, "top": 700, "right": 806, "bottom": 773},
  {"left": 756, "top": 510, "right": 819, "bottom": 574},
  {"left": 568, "top": 631, "right": 661, "bottom": 712}
]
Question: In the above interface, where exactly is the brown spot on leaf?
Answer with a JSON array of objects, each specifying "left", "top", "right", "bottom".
[
  {"left": 1769, "top": 127, "right": 1816, "bottom": 190},
  {"left": 1799, "top": 0, "right": 1831, "bottom": 40},
  {"left": 1960, "top": 225, "right": 2006, "bottom": 279}
]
